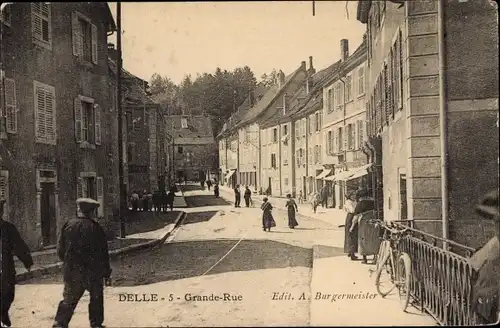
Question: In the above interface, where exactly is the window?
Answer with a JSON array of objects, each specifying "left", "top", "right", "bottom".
[
  {"left": 178, "top": 146, "right": 183, "bottom": 154},
  {"left": 283, "top": 124, "right": 288, "bottom": 136},
  {"left": 347, "top": 124, "right": 354, "bottom": 149},
  {"left": 72, "top": 11, "right": 98, "bottom": 64},
  {"left": 315, "top": 112, "right": 321, "bottom": 132},
  {"left": 0, "top": 78, "right": 17, "bottom": 133},
  {"left": 271, "top": 153, "right": 277, "bottom": 169},
  {"left": 358, "top": 67, "right": 365, "bottom": 95},
  {"left": 74, "top": 96, "right": 101, "bottom": 145},
  {"left": 392, "top": 30, "right": 403, "bottom": 111},
  {"left": 357, "top": 120, "right": 365, "bottom": 148},
  {"left": 272, "top": 128, "right": 278, "bottom": 143},
  {"left": 31, "top": 3, "right": 51, "bottom": 48},
  {"left": 283, "top": 148, "right": 288, "bottom": 166},
  {"left": 284, "top": 178, "right": 289, "bottom": 186},
  {"left": 34, "top": 81, "right": 56, "bottom": 144},
  {"left": 327, "top": 88, "right": 335, "bottom": 113},
  {"left": 345, "top": 76, "right": 352, "bottom": 102},
  {"left": 1, "top": 4, "right": 11, "bottom": 26},
  {"left": 126, "top": 112, "right": 133, "bottom": 132},
  {"left": 295, "top": 122, "right": 299, "bottom": 139},
  {"left": 76, "top": 174, "right": 104, "bottom": 217},
  {"left": 334, "top": 83, "right": 342, "bottom": 109},
  {"left": 338, "top": 127, "right": 343, "bottom": 151},
  {"left": 327, "top": 131, "right": 333, "bottom": 154},
  {"left": 0, "top": 170, "right": 9, "bottom": 204},
  {"left": 127, "top": 143, "right": 135, "bottom": 162},
  {"left": 308, "top": 147, "right": 312, "bottom": 164},
  {"left": 181, "top": 117, "right": 188, "bottom": 128}
]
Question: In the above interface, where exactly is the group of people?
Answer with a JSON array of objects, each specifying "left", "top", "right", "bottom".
[
  {"left": 233, "top": 185, "right": 253, "bottom": 208},
  {"left": 129, "top": 186, "right": 178, "bottom": 212},
  {"left": 304, "top": 185, "right": 330, "bottom": 214},
  {"left": 260, "top": 194, "right": 299, "bottom": 232},
  {"left": 343, "top": 188, "right": 378, "bottom": 264},
  {"left": 1, "top": 198, "right": 110, "bottom": 328}
]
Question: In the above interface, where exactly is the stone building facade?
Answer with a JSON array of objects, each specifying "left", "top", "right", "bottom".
[
  {"left": 357, "top": 0, "right": 499, "bottom": 249},
  {"left": 0, "top": 3, "right": 118, "bottom": 249}
]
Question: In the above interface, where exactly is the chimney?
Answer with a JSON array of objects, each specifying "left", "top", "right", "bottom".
[
  {"left": 308, "top": 56, "right": 316, "bottom": 75},
  {"left": 340, "top": 39, "right": 349, "bottom": 61},
  {"left": 277, "top": 70, "right": 285, "bottom": 88},
  {"left": 108, "top": 43, "right": 118, "bottom": 62},
  {"left": 301, "top": 61, "right": 306, "bottom": 69}
]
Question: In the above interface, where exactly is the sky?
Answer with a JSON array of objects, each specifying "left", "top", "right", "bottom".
[{"left": 107, "top": 1, "right": 366, "bottom": 85}]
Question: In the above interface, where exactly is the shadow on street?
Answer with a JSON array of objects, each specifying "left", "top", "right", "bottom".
[
  {"left": 185, "top": 194, "right": 231, "bottom": 207},
  {"left": 124, "top": 211, "right": 182, "bottom": 235},
  {"left": 183, "top": 210, "right": 219, "bottom": 225},
  {"left": 313, "top": 245, "right": 345, "bottom": 260},
  {"left": 177, "top": 184, "right": 204, "bottom": 192},
  {"left": 24, "top": 239, "right": 316, "bottom": 286}
]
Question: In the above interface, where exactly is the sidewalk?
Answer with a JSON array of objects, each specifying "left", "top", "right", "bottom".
[
  {"left": 219, "top": 185, "right": 346, "bottom": 227},
  {"left": 15, "top": 210, "right": 186, "bottom": 282}
]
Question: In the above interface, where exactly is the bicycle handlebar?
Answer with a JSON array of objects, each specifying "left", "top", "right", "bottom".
[{"left": 370, "top": 218, "right": 409, "bottom": 235}]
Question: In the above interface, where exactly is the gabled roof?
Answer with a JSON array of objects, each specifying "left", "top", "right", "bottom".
[
  {"left": 261, "top": 60, "right": 341, "bottom": 128},
  {"left": 165, "top": 115, "right": 215, "bottom": 144}
]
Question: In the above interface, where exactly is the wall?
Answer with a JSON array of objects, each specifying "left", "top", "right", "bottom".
[{"left": 280, "top": 122, "right": 293, "bottom": 195}]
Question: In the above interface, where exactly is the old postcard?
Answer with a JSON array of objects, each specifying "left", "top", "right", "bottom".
[{"left": 1, "top": 1, "right": 498, "bottom": 327}]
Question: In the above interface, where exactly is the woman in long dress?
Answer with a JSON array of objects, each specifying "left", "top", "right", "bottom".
[
  {"left": 351, "top": 189, "right": 378, "bottom": 264},
  {"left": 285, "top": 194, "right": 299, "bottom": 229},
  {"left": 344, "top": 192, "right": 358, "bottom": 260},
  {"left": 261, "top": 197, "right": 276, "bottom": 232}
]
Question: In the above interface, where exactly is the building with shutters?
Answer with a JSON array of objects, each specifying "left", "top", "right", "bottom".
[
  {"left": 164, "top": 114, "right": 217, "bottom": 184},
  {"left": 0, "top": 2, "right": 118, "bottom": 250},
  {"left": 357, "top": 0, "right": 499, "bottom": 250},
  {"left": 320, "top": 39, "right": 368, "bottom": 210}
]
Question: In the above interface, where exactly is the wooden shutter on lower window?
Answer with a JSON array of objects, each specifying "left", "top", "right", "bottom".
[
  {"left": 94, "top": 103, "right": 101, "bottom": 145},
  {"left": 74, "top": 97, "right": 83, "bottom": 142},
  {"left": 45, "top": 90, "right": 55, "bottom": 142},
  {"left": 5, "top": 78, "right": 17, "bottom": 133},
  {"left": 96, "top": 177, "right": 104, "bottom": 217},
  {"left": 384, "top": 63, "right": 391, "bottom": 124},
  {"left": 35, "top": 85, "right": 46, "bottom": 140},
  {"left": 91, "top": 24, "right": 98, "bottom": 64}
]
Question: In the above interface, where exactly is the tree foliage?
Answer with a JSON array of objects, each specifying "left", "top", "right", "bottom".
[{"left": 149, "top": 66, "right": 257, "bottom": 136}]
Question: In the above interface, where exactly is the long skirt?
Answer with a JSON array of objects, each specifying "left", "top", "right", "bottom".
[
  {"left": 287, "top": 208, "right": 298, "bottom": 228},
  {"left": 358, "top": 211, "right": 382, "bottom": 256},
  {"left": 262, "top": 213, "right": 276, "bottom": 229},
  {"left": 344, "top": 213, "right": 358, "bottom": 254}
]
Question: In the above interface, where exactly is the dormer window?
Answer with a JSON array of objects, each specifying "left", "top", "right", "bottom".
[{"left": 181, "top": 117, "right": 188, "bottom": 128}]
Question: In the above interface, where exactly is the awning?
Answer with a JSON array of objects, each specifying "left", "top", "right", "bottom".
[
  {"left": 346, "top": 163, "right": 373, "bottom": 181},
  {"left": 225, "top": 169, "right": 236, "bottom": 180},
  {"left": 325, "top": 163, "right": 373, "bottom": 182},
  {"left": 316, "top": 169, "right": 331, "bottom": 180}
]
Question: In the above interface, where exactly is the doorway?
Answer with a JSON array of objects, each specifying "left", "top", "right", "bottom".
[
  {"left": 399, "top": 173, "right": 407, "bottom": 220},
  {"left": 41, "top": 182, "right": 57, "bottom": 246},
  {"left": 268, "top": 177, "right": 272, "bottom": 195}
]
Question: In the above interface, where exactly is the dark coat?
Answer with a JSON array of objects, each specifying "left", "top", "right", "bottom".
[
  {"left": 234, "top": 188, "right": 241, "bottom": 197},
  {"left": 57, "top": 217, "right": 111, "bottom": 281},
  {"left": 244, "top": 189, "right": 251, "bottom": 199},
  {"left": 1, "top": 219, "right": 33, "bottom": 281}
]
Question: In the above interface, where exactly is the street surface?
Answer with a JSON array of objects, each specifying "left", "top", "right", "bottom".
[{"left": 12, "top": 185, "right": 339, "bottom": 327}]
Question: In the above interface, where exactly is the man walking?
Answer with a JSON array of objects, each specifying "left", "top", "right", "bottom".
[
  {"left": 234, "top": 185, "right": 241, "bottom": 208},
  {"left": 321, "top": 185, "right": 328, "bottom": 208},
  {"left": 52, "top": 198, "right": 111, "bottom": 328},
  {"left": 1, "top": 200, "right": 33, "bottom": 328},
  {"left": 244, "top": 186, "right": 252, "bottom": 207}
]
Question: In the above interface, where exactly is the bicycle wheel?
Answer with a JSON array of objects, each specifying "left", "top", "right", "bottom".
[
  {"left": 375, "top": 247, "right": 395, "bottom": 297},
  {"left": 375, "top": 240, "right": 389, "bottom": 273},
  {"left": 396, "top": 252, "right": 412, "bottom": 312}
]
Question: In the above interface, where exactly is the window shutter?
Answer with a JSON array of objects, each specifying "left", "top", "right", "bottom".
[
  {"left": 397, "top": 30, "right": 403, "bottom": 110},
  {"left": 96, "top": 177, "right": 104, "bottom": 217},
  {"left": 45, "top": 90, "right": 55, "bottom": 142},
  {"left": 0, "top": 171, "right": 8, "bottom": 202},
  {"left": 343, "top": 127, "right": 348, "bottom": 151},
  {"left": 383, "top": 63, "right": 390, "bottom": 123},
  {"left": 74, "top": 97, "right": 83, "bottom": 142},
  {"left": 76, "top": 177, "right": 83, "bottom": 216},
  {"left": 91, "top": 24, "right": 98, "bottom": 64},
  {"left": 5, "top": 78, "right": 17, "bottom": 133},
  {"left": 31, "top": 3, "right": 43, "bottom": 40},
  {"left": 94, "top": 103, "right": 101, "bottom": 145},
  {"left": 35, "top": 85, "right": 46, "bottom": 140},
  {"left": 72, "top": 12, "right": 82, "bottom": 56},
  {"left": 40, "top": 3, "right": 51, "bottom": 42}
]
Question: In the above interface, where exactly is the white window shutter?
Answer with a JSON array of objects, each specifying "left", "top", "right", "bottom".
[
  {"left": 91, "top": 24, "right": 98, "bottom": 64},
  {"left": 74, "top": 97, "right": 83, "bottom": 142},
  {"left": 94, "top": 103, "right": 101, "bottom": 145},
  {"left": 96, "top": 177, "right": 104, "bottom": 217},
  {"left": 72, "top": 12, "right": 81, "bottom": 56},
  {"left": 344, "top": 127, "right": 348, "bottom": 151},
  {"left": 76, "top": 177, "right": 83, "bottom": 216},
  {"left": 35, "top": 85, "right": 46, "bottom": 140},
  {"left": 5, "top": 78, "right": 17, "bottom": 134},
  {"left": 31, "top": 3, "right": 43, "bottom": 40},
  {"left": 45, "top": 90, "right": 55, "bottom": 143}
]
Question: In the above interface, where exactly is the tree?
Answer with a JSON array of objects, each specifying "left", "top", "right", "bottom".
[
  {"left": 260, "top": 69, "right": 278, "bottom": 87},
  {"left": 149, "top": 73, "right": 181, "bottom": 115}
]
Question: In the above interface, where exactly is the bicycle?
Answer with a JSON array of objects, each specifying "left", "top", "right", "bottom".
[{"left": 371, "top": 219, "right": 413, "bottom": 312}]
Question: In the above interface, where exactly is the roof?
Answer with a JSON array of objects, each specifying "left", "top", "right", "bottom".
[
  {"left": 164, "top": 115, "right": 216, "bottom": 145},
  {"left": 108, "top": 58, "right": 157, "bottom": 107},
  {"left": 231, "top": 64, "right": 306, "bottom": 131},
  {"left": 261, "top": 61, "right": 341, "bottom": 128}
]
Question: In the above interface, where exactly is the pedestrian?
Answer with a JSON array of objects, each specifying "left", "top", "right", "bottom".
[
  {"left": 52, "top": 198, "right": 111, "bottom": 328},
  {"left": 244, "top": 186, "right": 252, "bottom": 207},
  {"left": 298, "top": 190, "right": 304, "bottom": 204},
  {"left": 214, "top": 183, "right": 220, "bottom": 198},
  {"left": 261, "top": 197, "right": 276, "bottom": 232},
  {"left": 343, "top": 191, "right": 359, "bottom": 261},
  {"left": 206, "top": 179, "right": 212, "bottom": 191},
  {"left": 141, "top": 190, "right": 149, "bottom": 211},
  {"left": 234, "top": 185, "right": 241, "bottom": 208},
  {"left": 130, "top": 191, "right": 139, "bottom": 211},
  {"left": 351, "top": 189, "right": 377, "bottom": 264},
  {"left": 152, "top": 189, "right": 161, "bottom": 212},
  {"left": 201, "top": 180, "right": 205, "bottom": 190},
  {"left": 146, "top": 190, "right": 153, "bottom": 211},
  {"left": 321, "top": 185, "right": 328, "bottom": 208},
  {"left": 1, "top": 200, "right": 33, "bottom": 328},
  {"left": 470, "top": 189, "right": 500, "bottom": 324},
  {"left": 286, "top": 194, "right": 299, "bottom": 229},
  {"left": 310, "top": 191, "right": 321, "bottom": 214}
]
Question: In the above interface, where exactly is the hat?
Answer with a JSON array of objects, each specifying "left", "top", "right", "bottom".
[
  {"left": 76, "top": 198, "right": 100, "bottom": 210},
  {"left": 476, "top": 189, "right": 499, "bottom": 221}
]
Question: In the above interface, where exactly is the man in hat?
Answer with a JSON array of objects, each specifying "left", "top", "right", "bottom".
[
  {"left": 1, "top": 199, "right": 33, "bottom": 328},
  {"left": 52, "top": 198, "right": 111, "bottom": 328},
  {"left": 470, "top": 189, "right": 500, "bottom": 324}
]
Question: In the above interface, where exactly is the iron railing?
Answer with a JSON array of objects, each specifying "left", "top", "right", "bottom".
[{"left": 392, "top": 221, "right": 489, "bottom": 326}]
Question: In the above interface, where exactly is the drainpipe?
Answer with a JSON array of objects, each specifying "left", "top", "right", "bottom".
[{"left": 438, "top": 0, "right": 449, "bottom": 250}]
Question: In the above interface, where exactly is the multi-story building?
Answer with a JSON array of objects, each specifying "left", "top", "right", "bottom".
[
  {"left": 108, "top": 49, "right": 165, "bottom": 194},
  {"left": 356, "top": 0, "right": 499, "bottom": 249},
  {"left": 322, "top": 39, "right": 368, "bottom": 209},
  {"left": 165, "top": 114, "right": 217, "bottom": 183},
  {"left": 0, "top": 3, "right": 117, "bottom": 249}
]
